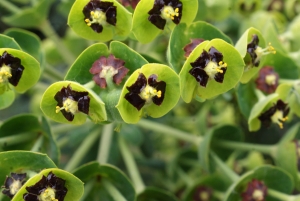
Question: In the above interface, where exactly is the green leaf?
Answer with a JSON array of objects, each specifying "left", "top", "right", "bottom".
[
  {"left": 248, "top": 93, "right": 278, "bottom": 132},
  {"left": 235, "top": 27, "right": 265, "bottom": 83},
  {"left": 73, "top": 162, "right": 135, "bottom": 201},
  {"left": 167, "top": 21, "right": 232, "bottom": 73},
  {"left": 179, "top": 39, "right": 245, "bottom": 102},
  {"left": 13, "top": 168, "right": 84, "bottom": 201},
  {"left": 224, "top": 165, "right": 294, "bottom": 201},
  {"left": 116, "top": 64, "right": 180, "bottom": 124},
  {"left": 68, "top": 0, "right": 132, "bottom": 41},
  {"left": 137, "top": 187, "right": 179, "bottom": 201},
  {"left": 0, "top": 48, "right": 41, "bottom": 94},
  {"left": 2, "top": 0, "right": 55, "bottom": 28},
  {"left": 4, "top": 28, "right": 42, "bottom": 62},
  {"left": 0, "top": 34, "right": 21, "bottom": 50},
  {"left": 40, "top": 81, "right": 107, "bottom": 125},
  {"left": 0, "top": 89, "right": 15, "bottom": 110},
  {"left": 275, "top": 123, "right": 300, "bottom": 189},
  {"left": 132, "top": 0, "right": 198, "bottom": 43},
  {"left": 0, "top": 151, "right": 56, "bottom": 187},
  {"left": 235, "top": 82, "right": 258, "bottom": 119}
]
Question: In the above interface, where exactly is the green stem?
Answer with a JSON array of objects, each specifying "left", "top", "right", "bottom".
[
  {"left": 137, "top": 119, "right": 202, "bottom": 145},
  {"left": 0, "top": 132, "right": 38, "bottom": 147},
  {"left": 80, "top": 180, "right": 96, "bottom": 201},
  {"left": 210, "top": 151, "right": 239, "bottom": 183},
  {"left": 176, "top": 167, "right": 193, "bottom": 186},
  {"left": 118, "top": 136, "right": 145, "bottom": 194},
  {"left": 83, "top": 81, "right": 95, "bottom": 89},
  {"left": 214, "top": 140, "right": 277, "bottom": 158},
  {"left": 39, "top": 20, "right": 75, "bottom": 65},
  {"left": 102, "top": 179, "right": 127, "bottom": 201},
  {"left": 213, "top": 190, "right": 225, "bottom": 200},
  {"left": 97, "top": 123, "right": 114, "bottom": 164},
  {"left": 44, "top": 64, "right": 65, "bottom": 81},
  {"left": 52, "top": 122, "right": 94, "bottom": 135},
  {"left": 64, "top": 129, "right": 100, "bottom": 172},
  {"left": 0, "top": 0, "right": 21, "bottom": 13},
  {"left": 268, "top": 189, "right": 295, "bottom": 201},
  {"left": 30, "top": 135, "right": 44, "bottom": 152}
]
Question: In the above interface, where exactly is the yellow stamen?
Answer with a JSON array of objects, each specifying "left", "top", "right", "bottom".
[{"left": 85, "top": 19, "right": 90, "bottom": 22}]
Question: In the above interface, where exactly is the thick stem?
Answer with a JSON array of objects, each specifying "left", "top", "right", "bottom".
[
  {"left": 30, "top": 135, "right": 44, "bottom": 152},
  {"left": 64, "top": 128, "right": 100, "bottom": 172},
  {"left": 39, "top": 20, "right": 75, "bottom": 65},
  {"left": 102, "top": 179, "right": 127, "bottom": 201},
  {"left": 214, "top": 140, "right": 277, "bottom": 158},
  {"left": 0, "top": 132, "right": 38, "bottom": 148},
  {"left": 268, "top": 189, "right": 295, "bottom": 201},
  {"left": 210, "top": 151, "right": 239, "bottom": 183},
  {"left": 137, "top": 119, "right": 202, "bottom": 145},
  {"left": 0, "top": 0, "right": 21, "bottom": 13},
  {"left": 97, "top": 123, "right": 114, "bottom": 164},
  {"left": 118, "top": 136, "right": 145, "bottom": 194}
]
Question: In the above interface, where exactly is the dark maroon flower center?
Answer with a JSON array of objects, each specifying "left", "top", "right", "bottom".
[
  {"left": 189, "top": 46, "right": 227, "bottom": 87},
  {"left": 23, "top": 172, "right": 67, "bottom": 201},
  {"left": 192, "top": 186, "right": 212, "bottom": 201},
  {"left": 89, "top": 54, "right": 129, "bottom": 89},
  {"left": 255, "top": 66, "right": 279, "bottom": 94},
  {"left": 241, "top": 179, "right": 267, "bottom": 201},
  {"left": 54, "top": 84, "right": 90, "bottom": 121},
  {"left": 2, "top": 172, "right": 27, "bottom": 198},
  {"left": 0, "top": 51, "right": 24, "bottom": 87},
  {"left": 258, "top": 99, "right": 289, "bottom": 129},
  {"left": 148, "top": 0, "right": 183, "bottom": 30},
  {"left": 83, "top": 0, "right": 117, "bottom": 33},
  {"left": 125, "top": 73, "right": 166, "bottom": 110}
]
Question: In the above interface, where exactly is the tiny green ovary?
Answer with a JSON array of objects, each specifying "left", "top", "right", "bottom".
[
  {"left": 204, "top": 61, "right": 227, "bottom": 79},
  {"left": 161, "top": 6, "right": 179, "bottom": 20},
  {"left": 56, "top": 98, "right": 78, "bottom": 114},
  {"left": 40, "top": 187, "right": 58, "bottom": 201},
  {"left": 140, "top": 85, "right": 162, "bottom": 103},
  {"left": 85, "top": 10, "right": 107, "bottom": 26},
  {"left": 0, "top": 65, "right": 12, "bottom": 84}
]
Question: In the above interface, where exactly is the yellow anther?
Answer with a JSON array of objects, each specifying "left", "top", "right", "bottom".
[
  {"left": 55, "top": 106, "right": 61, "bottom": 113},
  {"left": 85, "top": 19, "right": 90, "bottom": 22},
  {"left": 171, "top": 16, "right": 174, "bottom": 20},
  {"left": 219, "top": 61, "right": 223, "bottom": 65},
  {"left": 175, "top": 13, "right": 179, "bottom": 16},
  {"left": 175, "top": 8, "right": 179, "bottom": 13},
  {"left": 153, "top": 89, "right": 157, "bottom": 93},
  {"left": 216, "top": 68, "right": 223, "bottom": 73},
  {"left": 279, "top": 122, "right": 283, "bottom": 129},
  {"left": 91, "top": 11, "right": 95, "bottom": 16}
]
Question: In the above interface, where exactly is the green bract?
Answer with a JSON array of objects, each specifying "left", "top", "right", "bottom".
[
  {"left": 132, "top": 0, "right": 198, "bottom": 43},
  {"left": 40, "top": 81, "right": 107, "bottom": 125},
  {"left": 116, "top": 64, "right": 180, "bottom": 124},
  {"left": 179, "top": 39, "right": 244, "bottom": 103},
  {"left": 167, "top": 21, "right": 232, "bottom": 73},
  {"left": 0, "top": 34, "right": 21, "bottom": 50},
  {"left": 0, "top": 48, "right": 41, "bottom": 94},
  {"left": 235, "top": 27, "right": 265, "bottom": 83},
  {"left": 248, "top": 93, "right": 278, "bottom": 131},
  {"left": 12, "top": 168, "right": 84, "bottom": 201},
  {"left": 65, "top": 41, "right": 148, "bottom": 87},
  {"left": 68, "top": 0, "right": 132, "bottom": 42}
]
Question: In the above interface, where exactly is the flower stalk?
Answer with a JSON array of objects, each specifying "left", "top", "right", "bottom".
[
  {"left": 0, "top": 132, "right": 38, "bottom": 148},
  {"left": 97, "top": 123, "right": 114, "bottom": 164},
  {"left": 0, "top": 0, "right": 21, "bottom": 13},
  {"left": 101, "top": 179, "right": 127, "bottom": 201},
  {"left": 30, "top": 134, "right": 44, "bottom": 152}
]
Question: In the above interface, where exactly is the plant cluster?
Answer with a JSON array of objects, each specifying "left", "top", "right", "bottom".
[{"left": 1, "top": 0, "right": 300, "bottom": 200}]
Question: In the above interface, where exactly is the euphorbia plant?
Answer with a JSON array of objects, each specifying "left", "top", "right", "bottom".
[{"left": 1, "top": 0, "right": 300, "bottom": 200}]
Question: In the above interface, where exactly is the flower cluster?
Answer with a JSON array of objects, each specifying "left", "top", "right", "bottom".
[
  {"left": 125, "top": 73, "right": 166, "bottom": 110},
  {"left": 148, "top": 0, "right": 183, "bottom": 30},
  {"left": 255, "top": 66, "right": 279, "bottom": 94},
  {"left": 55, "top": 84, "right": 90, "bottom": 121},
  {"left": 23, "top": 172, "right": 67, "bottom": 201},
  {"left": 189, "top": 46, "right": 227, "bottom": 87},
  {"left": 83, "top": 0, "right": 117, "bottom": 33},
  {"left": 2, "top": 173, "right": 26, "bottom": 198},
  {"left": 0, "top": 51, "right": 24, "bottom": 90},
  {"left": 241, "top": 179, "right": 267, "bottom": 201}
]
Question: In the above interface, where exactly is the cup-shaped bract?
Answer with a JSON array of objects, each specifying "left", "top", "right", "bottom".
[
  {"left": 12, "top": 168, "right": 84, "bottom": 201},
  {"left": 40, "top": 81, "right": 107, "bottom": 125},
  {"left": 179, "top": 39, "right": 244, "bottom": 103},
  {"left": 68, "top": 0, "right": 132, "bottom": 42},
  {"left": 0, "top": 48, "right": 40, "bottom": 95},
  {"left": 235, "top": 27, "right": 270, "bottom": 83},
  {"left": 132, "top": 0, "right": 198, "bottom": 43},
  {"left": 116, "top": 64, "right": 180, "bottom": 124}
]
